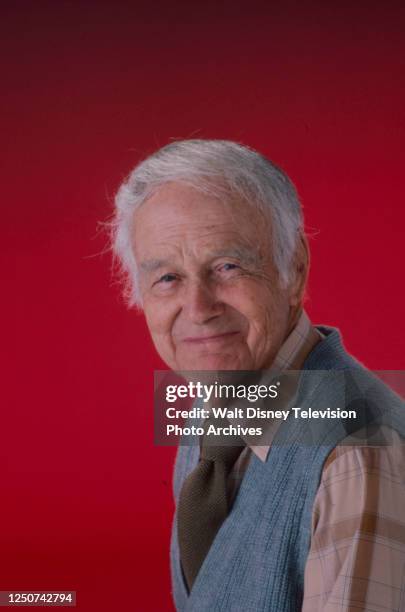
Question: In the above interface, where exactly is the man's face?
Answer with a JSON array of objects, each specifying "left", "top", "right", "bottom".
[{"left": 133, "top": 182, "right": 300, "bottom": 371}]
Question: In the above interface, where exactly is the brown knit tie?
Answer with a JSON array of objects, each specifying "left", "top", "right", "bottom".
[{"left": 177, "top": 419, "right": 245, "bottom": 590}]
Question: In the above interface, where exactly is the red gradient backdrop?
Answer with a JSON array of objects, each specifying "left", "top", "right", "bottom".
[{"left": 3, "top": 2, "right": 405, "bottom": 610}]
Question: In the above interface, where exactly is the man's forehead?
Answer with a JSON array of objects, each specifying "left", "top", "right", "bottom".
[
  {"left": 134, "top": 182, "right": 272, "bottom": 270},
  {"left": 137, "top": 181, "right": 262, "bottom": 222}
]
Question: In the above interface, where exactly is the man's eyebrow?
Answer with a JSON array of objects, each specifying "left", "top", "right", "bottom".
[
  {"left": 139, "top": 248, "right": 260, "bottom": 273},
  {"left": 139, "top": 259, "right": 171, "bottom": 273},
  {"left": 213, "top": 247, "right": 261, "bottom": 265}
]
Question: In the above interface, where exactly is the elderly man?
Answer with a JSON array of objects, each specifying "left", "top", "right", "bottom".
[{"left": 111, "top": 140, "right": 405, "bottom": 611}]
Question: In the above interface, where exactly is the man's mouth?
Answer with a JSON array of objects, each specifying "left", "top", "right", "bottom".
[{"left": 182, "top": 331, "right": 240, "bottom": 344}]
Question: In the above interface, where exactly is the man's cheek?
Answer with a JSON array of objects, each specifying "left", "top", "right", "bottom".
[
  {"left": 145, "top": 307, "right": 168, "bottom": 333},
  {"left": 151, "top": 334, "right": 174, "bottom": 365}
]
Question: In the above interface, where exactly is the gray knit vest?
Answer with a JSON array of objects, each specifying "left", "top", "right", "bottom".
[{"left": 170, "top": 327, "right": 405, "bottom": 611}]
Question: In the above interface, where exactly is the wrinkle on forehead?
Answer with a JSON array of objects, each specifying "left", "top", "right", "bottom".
[{"left": 136, "top": 181, "right": 268, "bottom": 229}]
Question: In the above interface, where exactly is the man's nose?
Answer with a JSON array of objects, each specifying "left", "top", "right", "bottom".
[{"left": 182, "top": 280, "right": 223, "bottom": 324}]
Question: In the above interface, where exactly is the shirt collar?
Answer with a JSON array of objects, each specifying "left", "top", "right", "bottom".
[
  {"left": 272, "top": 310, "right": 313, "bottom": 371},
  {"left": 250, "top": 310, "right": 321, "bottom": 462}
]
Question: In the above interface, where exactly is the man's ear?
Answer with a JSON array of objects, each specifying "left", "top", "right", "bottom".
[{"left": 288, "top": 233, "right": 310, "bottom": 307}]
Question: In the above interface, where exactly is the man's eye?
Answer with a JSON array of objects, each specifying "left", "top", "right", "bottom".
[
  {"left": 156, "top": 273, "right": 177, "bottom": 284},
  {"left": 218, "top": 263, "right": 240, "bottom": 272}
]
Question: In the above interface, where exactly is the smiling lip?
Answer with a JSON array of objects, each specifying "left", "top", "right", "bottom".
[{"left": 183, "top": 331, "right": 240, "bottom": 343}]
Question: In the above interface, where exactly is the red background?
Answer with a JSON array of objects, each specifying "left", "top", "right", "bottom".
[{"left": 3, "top": 1, "right": 405, "bottom": 610}]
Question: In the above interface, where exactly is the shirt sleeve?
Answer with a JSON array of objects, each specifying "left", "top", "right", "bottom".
[{"left": 302, "top": 430, "right": 405, "bottom": 612}]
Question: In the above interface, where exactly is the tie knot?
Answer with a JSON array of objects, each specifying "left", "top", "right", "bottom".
[
  {"left": 201, "top": 442, "right": 245, "bottom": 467},
  {"left": 200, "top": 417, "right": 245, "bottom": 466}
]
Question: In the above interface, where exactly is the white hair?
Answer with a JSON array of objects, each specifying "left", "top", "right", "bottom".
[{"left": 111, "top": 139, "right": 304, "bottom": 307}]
